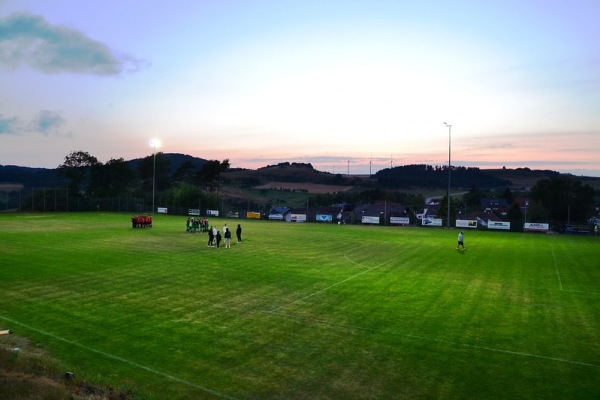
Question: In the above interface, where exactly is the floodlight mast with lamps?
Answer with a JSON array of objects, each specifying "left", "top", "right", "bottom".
[
  {"left": 444, "top": 122, "right": 451, "bottom": 228},
  {"left": 149, "top": 139, "right": 161, "bottom": 214}
]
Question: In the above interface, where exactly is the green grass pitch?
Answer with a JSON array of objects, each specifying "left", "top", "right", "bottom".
[{"left": 1, "top": 212, "right": 599, "bottom": 399}]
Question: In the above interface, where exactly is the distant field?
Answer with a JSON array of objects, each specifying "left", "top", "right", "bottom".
[
  {"left": 1, "top": 213, "right": 599, "bottom": 399},
  {"left": 255, "top": 181, "right": 352, "bottom": 193}
]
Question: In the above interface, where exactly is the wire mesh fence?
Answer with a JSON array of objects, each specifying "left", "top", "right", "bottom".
[
  {"left": 0, "top": 187, "right": 150, "bottom": 213},
  {"left": 0, "top": 187, "right": 234, "bottom": 217}
]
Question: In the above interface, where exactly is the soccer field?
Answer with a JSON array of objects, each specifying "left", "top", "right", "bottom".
[{"left": 1, "top": 213, "right": 599, "bottom": 399}]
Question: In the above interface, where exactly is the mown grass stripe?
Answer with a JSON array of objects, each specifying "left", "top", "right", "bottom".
[
  {"left": 264, "top": 310, "right": 600, "bottom": 369},
  {"left": 270, "top": 254, "right": 402, "bottom": 312},
  {"left": 2, "top": 213, "right": 599, "bottom": 398}
]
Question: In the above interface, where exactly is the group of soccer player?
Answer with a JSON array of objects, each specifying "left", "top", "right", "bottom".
[
  {"left": 131, "top": 215, "right": 152, "bottom": 228},
  {"left": 186, "top": 216, "right": 209, "bottom": 233}
]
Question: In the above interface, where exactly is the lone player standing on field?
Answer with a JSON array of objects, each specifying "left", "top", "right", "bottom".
[{"left": 457, "top": 231, "right": 465, "bottom": 251}]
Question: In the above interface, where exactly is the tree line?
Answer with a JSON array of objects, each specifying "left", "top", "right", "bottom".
[
  {"left": 57, "top": 150, "right": 230, "bottom": 211},
  {"left": 53, "top": 151, "right": 597, "bottom": 226},
  {"left": 432, "top": 176, "right": 597, "bottom": 230}
]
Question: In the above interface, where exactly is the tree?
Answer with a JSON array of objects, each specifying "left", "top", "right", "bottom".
[
  {"left": 58, "top": 151, "right": 99, "bottom": 195},
  {"left": 436, "top": 194, "right": 457, "bottom": 227},
  {"left": 506, "top": 202, "right": 523, "bottom": 232},
  {"left": 138, "top": 152, "right": 171, "bottom": 193},
  {"left": 173, "top": 160, "right": 196, "bottom": 183},
  {"left": 91, "top": 158, "right": 135, "bottom": 196},
  {"left": 197, "top": 159, "right": 230, "bottom": 195},
  {"left": 463, "top": 186, "right": 485, "bottom": 209},
  {"left": 501, "top": 187, "right": 514, "bottom": 204},
  {"left": 163, "top": 182, "right": 203, "bottom": 209},
  {"left": 530, "top": 176, "right": 596, "bottom": 224},
  {"left": 525, "top": 201, "right": 548, "bottom": 223},
  {"left": 197, "top": 159, "right": 230, "bottom": 183}
]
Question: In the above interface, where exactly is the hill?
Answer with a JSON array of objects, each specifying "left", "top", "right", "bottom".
[
  {"left": 375, "top": 164, "right": 511, "bottom": 189},
  {"left": 0, "top": 165, "right": 67, "bottom": 188},
  {"left": 0, "top": 153, "right": 207, "bottom": 189},
  {"left": 2, "top": 157, "right": 599, "bottom": 197},
  {"left": 223, "top": 162, "right": 364, "bottom": 187},
  {"left": 127, "top": 152, "right": 208, "bottom": 176}
]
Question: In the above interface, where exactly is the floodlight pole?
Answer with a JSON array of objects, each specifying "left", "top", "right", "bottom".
[
  {"left": 444, "top": 122, "right": 452, "bottom": 228},
  {"left": 150, "top": 139, "right": 160, "bottom": 214},
  {"left": 152, "top": 146, "right": 156, "bottom": 214}
]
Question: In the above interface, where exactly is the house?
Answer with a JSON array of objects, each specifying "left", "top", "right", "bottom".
[
  {"left": 474, "top": 210, "right": 503, "bottom": 227},
  {"left": 417, "top": 201, "right": 440, "bottom": 221},
  {"left": 480, "top": 198, "right": 508, "bottom": 212},
  {"left": 353, "top": 202, "right": 405, "bottom": 225}
]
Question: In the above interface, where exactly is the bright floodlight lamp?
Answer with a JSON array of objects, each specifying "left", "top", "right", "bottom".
[{"left": 149, "top": 139, "right": 161, "bottom": 214}]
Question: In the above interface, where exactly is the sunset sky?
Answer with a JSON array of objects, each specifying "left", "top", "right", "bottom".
[{"left": 1, "top": 0, "right": 599, "bottom": 176}]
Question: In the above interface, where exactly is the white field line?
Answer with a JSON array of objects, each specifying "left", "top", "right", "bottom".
[
  {"left": 266, "top": 310, "right": 600, "bottom": 369},
  {"left": 552, "top": 249, "right": 600, "bottom": 295},
  {"left": 270, "top": 254, "right": 401, "bottom": 313},
  {"left": 552, "top": 249, "right": 564, "bottom": 291},
  {"left": 343, "top": 253, "right": 370, "bottom": 269},
  {"left": 266, "top": 249, "right": 600, "bottom": 370},
  {"left": 0, "top": 315, "right": 239, "bottom": 400}
]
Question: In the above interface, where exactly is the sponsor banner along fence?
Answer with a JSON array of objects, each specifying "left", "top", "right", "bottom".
[
  {"left": 488, "top": 220, "right": 511, "bottom": 230},
  {"left": 422, "top": 217, "right": 442, "bottom": 227},
  {"left": 361, "top": 216, "right": 380, "bottom": 224},
  {"left": 316, "top": 214, "right": 333, "bottom": 223},
  {"left": 565, "top": 224, "right": 592, "bottom": 234},
  {"left": 290, "top": 214, "right": 306, "bottom": 222},
  {"left": 456, "top": 219, "right": 478, "bottom": 229},
  {"left": 524, "top": 222, "right": 549, "bottom": 232},
  {"left": 390, "top": 216, "right": 410, "bottom": 225}
]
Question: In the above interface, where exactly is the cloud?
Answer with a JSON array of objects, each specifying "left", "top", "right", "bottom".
[
  {"left": 0, "top": 114, "right": 19, "bottom": 134},
  {"left": 0, "top": 12, "right": 142, "bottom": 75},
  {"left": 31, "top": 110, "right": 66, "bottom": 136}
]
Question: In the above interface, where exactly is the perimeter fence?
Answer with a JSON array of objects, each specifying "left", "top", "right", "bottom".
[
  {"left": 0, "top": 187, "right": 210, "bottom": 215},
  {"left": 0, "top": 187, "right": 145, "bottom": 213}
]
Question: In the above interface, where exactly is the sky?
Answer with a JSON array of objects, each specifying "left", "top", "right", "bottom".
[{"left": 1, "top": 0, "right": 599, "bottom": 177}]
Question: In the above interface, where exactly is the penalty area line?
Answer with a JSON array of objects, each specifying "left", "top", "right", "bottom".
[
  {"left": 0, "top": 315, "right": 239, "bottom": 400},
  {"left": 552, "top": 250, "right": 600, "bottom": 295}
]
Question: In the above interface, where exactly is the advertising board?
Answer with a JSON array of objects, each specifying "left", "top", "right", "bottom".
[
  {"left": 421, "top": 217, "right": 442, "bottom": 227},
  {"left": 316, "top": 214, "right": 333, "bottom": 222},
  {"left": 524, "top": 222, "right": 549, "bottom": 232},
  {"left": 456, "top": 219, "right": 478, "bottom": 229},
  {"left": 361, "top": 216, "right": 380, "bottom": 224},
  {"left": 390, "top": 216, "right": 410, "bottom": 225},
  {"left": 246, "top": 211, "right": 261, "bottom": 219},
  {"left": 290, "top": 214, "right": 307, "bottom": 222},
  {"left": 488, "top": 221, "right": 510, "bottom": 230}
]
